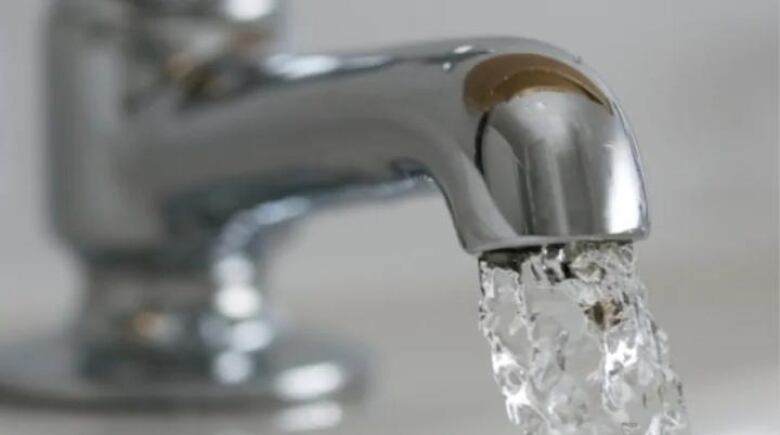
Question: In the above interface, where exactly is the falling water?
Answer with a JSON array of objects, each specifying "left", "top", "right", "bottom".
[{"left": 478, "top": 242, "right": 689, "bottom": 434}]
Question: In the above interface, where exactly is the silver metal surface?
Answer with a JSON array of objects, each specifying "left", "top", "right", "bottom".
[
  {"left": 0, "top": 332, "right": 368, "bottom": 410},
  {"left": 0, "top": 0, "right": 649, "bottom": 409}
]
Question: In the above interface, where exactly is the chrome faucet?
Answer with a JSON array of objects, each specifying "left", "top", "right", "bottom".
[{"left": 0, "top": 0, "right": 648, "bottom": 409}]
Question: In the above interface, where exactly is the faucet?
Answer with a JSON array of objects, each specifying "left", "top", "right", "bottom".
[{"left": 0, "top": 0, "right": 648, "bottom": 410}]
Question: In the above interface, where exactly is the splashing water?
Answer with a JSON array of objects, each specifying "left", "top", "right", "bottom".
[{"left": 478, "top": 242, "right": 689, "bottom": 434}]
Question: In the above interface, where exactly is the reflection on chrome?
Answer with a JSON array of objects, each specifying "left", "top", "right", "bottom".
[
  {"left": 223, "top": 0, "right": 275, "bottom": 21},
  {"left": 274, "top": 401, "right": 344, "bottom": 432},
  {"left": 213, "top": 284, "right": 264, "bottom": 320},
  {"left": 229, "top": 320, "right": 274, "bottom": 352},
  {"left": 453, "top": 44, "right": 475, "bottom": 54},
  {"left": 265, "top": 55, "right": 343, "bottom": 80},
  {"left": 212, "top": 351, "right": 255, "bottom": 384},
  {"left": 212, "top": 256, "right": 256, "bottom": 287},
  {"left": 274, "top": 363, "right": 346, "bottom": 401}
]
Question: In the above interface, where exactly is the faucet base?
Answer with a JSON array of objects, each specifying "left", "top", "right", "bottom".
[{"left": 0, "top": 330, "right": 369, "bottom": 411}]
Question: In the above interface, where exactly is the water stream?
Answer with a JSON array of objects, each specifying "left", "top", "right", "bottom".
[{"left": 478, "top": 242, "right": 689, "bottom": 434}]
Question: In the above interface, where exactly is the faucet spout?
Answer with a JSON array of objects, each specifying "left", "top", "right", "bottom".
[
  {"left": 51, "top": 33, "right": 648, "bottom": 259},
  {"left": 129, "top": 39, "right": 649, "bottom": 254}
]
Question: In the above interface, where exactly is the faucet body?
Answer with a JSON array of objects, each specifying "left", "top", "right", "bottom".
[
  {"left": 48, "top": 1, "right": 648, "bottom": 260},
  {"left": 3, "top": 0, "right": 649, "bottom": 407}
]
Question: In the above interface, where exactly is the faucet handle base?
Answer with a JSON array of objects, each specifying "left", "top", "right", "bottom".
[{"left": 0, "top": 330, "right": 368, "bottom": 412}]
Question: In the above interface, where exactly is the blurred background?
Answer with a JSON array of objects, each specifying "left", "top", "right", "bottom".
[{"left": 0, "top": 0, "right": 778, "bottom": 434}]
